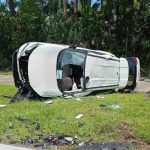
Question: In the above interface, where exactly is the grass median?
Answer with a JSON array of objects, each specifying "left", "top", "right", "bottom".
[
  {"left": 0, "top": 71, "right": 12, "bottom": 76},
  {"left": 0, "top": 84, "right": 150, "bottom": 149}
]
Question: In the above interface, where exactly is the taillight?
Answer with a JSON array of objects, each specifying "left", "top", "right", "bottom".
[{"left": 133, "top": 57, "right": 138, "bottom": 65}]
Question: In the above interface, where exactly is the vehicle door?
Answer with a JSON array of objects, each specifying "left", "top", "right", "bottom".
[{"left": 85, "top": 52, "right": 120, "bottom": 90}]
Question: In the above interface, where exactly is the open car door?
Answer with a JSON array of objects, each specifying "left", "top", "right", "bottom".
[{"left": 84, "top": 52, "right": 120, "bottom": 90}]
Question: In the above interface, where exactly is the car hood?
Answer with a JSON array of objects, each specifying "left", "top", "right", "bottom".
[{"left": 28, "top": 43, "right": 67, "bottom": 97}]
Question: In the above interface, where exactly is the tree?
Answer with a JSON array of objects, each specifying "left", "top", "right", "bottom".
[
  {"left": 6, "top": 0, "right": 16, "bottom": 16},
  {"left": 62, "top": 0, "right": 67, "bottom": 13},
  {"left": 80, "top": 0, "right": 91, "bottom": 7},
  {"left": 74, "top": 0, "right": 78, "bottom": 13}
]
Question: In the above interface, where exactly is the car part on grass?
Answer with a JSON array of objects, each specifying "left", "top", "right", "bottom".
[
  {"left": 1, "top": 95, "right": 14, "bottom": 99},
  {"left": 44, "top": 133, "right": 75, "bottom": 147},
  {"left": 64, "top": 95, "right": 73, "bottom": 99},
  {"left": 0, "top": 104, "right": 7, "bottom": 108},
  {"left": 145, "top": 90, "right": 150, "bottom": 94},
  {"left": 96, "top": 96, "right": 105, "bottom": 99},
  {"left": 76, "top": 97, "right": 81, "bottom": 101},
  {"left": 44, "top": 100, "right": 53, "bottom": 104},
  {"left": 99, "top": 104, "right": 107, "bottom": 108},
  {"left": 75, "top": 114, "right": 83, "bottom": 119},
  {"left": 100, "top": 104, "right": 121, "bottom": 110}
]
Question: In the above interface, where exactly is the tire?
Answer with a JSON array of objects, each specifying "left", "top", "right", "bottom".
[{"left": 125, "top": 57, "right": 137, "bottom": 90}]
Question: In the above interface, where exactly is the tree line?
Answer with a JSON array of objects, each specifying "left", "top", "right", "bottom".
[{"left": 0, "top": 0, "right": 149, "bottom": 70}]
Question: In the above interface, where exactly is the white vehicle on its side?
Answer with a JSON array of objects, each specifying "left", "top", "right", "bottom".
[{"left": 12, "top": 42, "right": 140, "bottom": 99}]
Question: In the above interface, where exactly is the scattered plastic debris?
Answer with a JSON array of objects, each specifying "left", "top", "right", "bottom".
[
  {"left": 75, "top": 114, "right": 83, "bottom": 119},
  {"left": 20, "top": 134, "right": 44, "bottom": 146},
  {"left": 44, "top": 133, "right": 75, "bottom": 146},
  {"left": 114, "top": 88, "right": 119, "bottom": 92},
  {"left": 100, "top": 104, "right": 121, "bottom": 110},
  {"left": 110, "top": 104, "right": 121, "bottom": 110},
  {"left": 75, "top": 136, "right": 78, "bottom": 139},
  {"left": 145, "top": 90, "right": 150, "bottom": 94},
  {"left": 64, "top": 95, "right": 72, "bottom": 99},
  {"left": 44, "top": 100, "right": 53, "bottom": 104},
  {"left": 16, "top": 117, "right": 32, "bottom": 124},
  {"left": 123, "top": 89, "right": 134, "bottom": 93},
  {"left": 75, "top": 142, "right": 135, "bottom": 150},
  {"left": 0, "top": 104, "right": 7, "bottom": 108},
  {"left": 76, "top": 97, "right": 81, "bottom": 101},
  {"left": 78, "top": 142, "right": 84, "bottom": 147},
  {"left": 100, "top": 103, "right": 107, "bottom": 108},
  {"left": 96, "top": 96, "right": 104, "bottom": 99},
  {"left": 64, "top": 137, "right": 74, "bottom": 143}
]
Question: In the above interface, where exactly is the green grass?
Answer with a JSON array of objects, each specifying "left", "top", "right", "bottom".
[
  {"left": 0, "top": 71, "right": 12, "bottom": 75},
  {"left": 0, "top": 84, "right": 150, "bottom": 149}
]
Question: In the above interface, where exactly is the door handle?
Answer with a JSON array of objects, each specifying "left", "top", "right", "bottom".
[{"left": 85, "top": 76, "right": 89, "bottom": 83}]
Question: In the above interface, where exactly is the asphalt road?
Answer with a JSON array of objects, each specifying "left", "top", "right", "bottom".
[{"left": 0, "top": 144, "right": 34, "bottom": 150}]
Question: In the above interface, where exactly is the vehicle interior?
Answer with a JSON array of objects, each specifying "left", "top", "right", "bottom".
[{"left": 57, "top": 49, "right": 86, "bottom": 92}]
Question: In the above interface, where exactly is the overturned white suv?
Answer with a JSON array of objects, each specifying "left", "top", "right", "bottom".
[{"left": 12, "top": 42, "right": 140, "bottom": 99}]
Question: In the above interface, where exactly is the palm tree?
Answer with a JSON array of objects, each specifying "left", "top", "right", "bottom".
[
  {"left": 62, "top": 0, "right": 67, "bottom": 13},
  {"left": 74, "top": 0, "right": 78, "bottom": 12},
  {"left": 6, "top": 0, "right": 16, "bottom": 16}
]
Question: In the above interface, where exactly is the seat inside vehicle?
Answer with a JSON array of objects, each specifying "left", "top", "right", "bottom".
[{"left": 57, "top": 49, "right": 86, "bottom": 92}]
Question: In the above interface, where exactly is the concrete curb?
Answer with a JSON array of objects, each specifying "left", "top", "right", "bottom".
[{"left": 0, "top": 144, "right": 34, "bottom": 150}]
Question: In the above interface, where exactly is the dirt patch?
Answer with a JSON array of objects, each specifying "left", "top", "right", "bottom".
[
  {"left": 135, "top": 81, "right": 150, "bottom": 92},
  {"left": 118, "top": 122, "right": 150, "bottom": 150},
  {"left": 0, "top": 75, "right": 14, "bottom": 85}
]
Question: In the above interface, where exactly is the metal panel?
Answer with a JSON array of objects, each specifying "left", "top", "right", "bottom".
[
  {"left": 85, "top": 54, "right": 119, "bottom": 89},
  {"left": 28, "top": 44, "right": 67, "bottom": 97}
]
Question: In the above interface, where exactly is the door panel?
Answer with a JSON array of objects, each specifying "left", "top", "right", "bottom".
[{"left": 85, "top": 54, "right": 119, "bottom": 89}]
